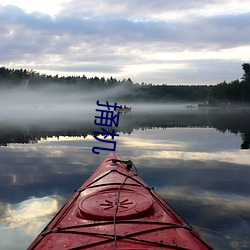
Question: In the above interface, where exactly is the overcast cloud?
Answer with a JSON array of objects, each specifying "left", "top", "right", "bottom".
[{"left": 0, "top": 0, "right": 250, "bottom": 84}]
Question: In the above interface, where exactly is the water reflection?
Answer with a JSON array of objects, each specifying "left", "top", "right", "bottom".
[
  {"left": 0, "top": 107, "right": 250, "bottom": 249},
  {"left": 0, "top": 107, "right": 250, "bottom": 149},
  {"left": 0, "top": 196, "right": 59, "bottom": 228},
  {"left": 0, "top": 196, "right": 62, "bottom": 250}
]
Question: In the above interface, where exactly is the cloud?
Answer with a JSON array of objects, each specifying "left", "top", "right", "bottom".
[
  {"left": 58, "top": 0, "right": 242, "bottom": 19},
  {"left": 0, "top": 1, "right": 250, "bottom": 84}
]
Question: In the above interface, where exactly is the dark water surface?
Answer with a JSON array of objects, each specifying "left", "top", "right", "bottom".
[{"left": 0, "top": 105, "right": 250, "bottom": 249}]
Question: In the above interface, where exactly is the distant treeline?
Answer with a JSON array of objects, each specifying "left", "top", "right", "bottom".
[
  {"left": 208, "top": 63, "right": 250, "bottom": 105},
  {"left": 0, "top": 63, "right": 249, "bottom": 104}
]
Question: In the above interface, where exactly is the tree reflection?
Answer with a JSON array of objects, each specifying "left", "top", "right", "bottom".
[
  {"left": 0, "top": 109, "right": 250, "bottom": 149},
  {"left": 241, "top": 133, "right": 250, "bottom": 149}
]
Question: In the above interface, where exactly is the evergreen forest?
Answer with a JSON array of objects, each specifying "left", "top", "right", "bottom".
[{"left": 0, "top": 63, "right": 250, "bottom": 105}]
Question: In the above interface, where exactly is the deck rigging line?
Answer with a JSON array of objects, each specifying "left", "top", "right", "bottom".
[
  {"left": 35, "top": 159, "right": 212, "bottom": 250},
  {"left": 112, "top": 159, "right": 138, "bottom": 249}
]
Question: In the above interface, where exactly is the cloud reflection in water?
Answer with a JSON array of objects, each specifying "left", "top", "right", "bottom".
[
  {"left": 0, "top": 196, "right": 61, "bottom": 250},
  {"left": 0, "top": 126, "right": 249, "bottom": 249}
]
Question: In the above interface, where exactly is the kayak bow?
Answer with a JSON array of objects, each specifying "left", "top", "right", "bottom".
[{"left": 28, "top": 152, "right": 213, "bottom": 249}]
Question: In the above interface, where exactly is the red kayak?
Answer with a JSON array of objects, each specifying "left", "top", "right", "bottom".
[{"left": 28, "top": 152, "right": 213, "bottom": 249}]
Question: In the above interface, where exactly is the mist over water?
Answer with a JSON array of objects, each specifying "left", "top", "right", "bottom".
[
  {"left": 0, "top": 84, "right": 249, "bottom": 150},
  {"left": 0, "top": 84, "right": 198, "bottom": 124},
  {"left": 0, "top": 85, "right": 94, "bottom": 122}
]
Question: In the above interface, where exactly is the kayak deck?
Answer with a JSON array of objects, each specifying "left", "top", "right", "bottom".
[{"left": 28, "top": 152, "right": 213, "bottom": 249}]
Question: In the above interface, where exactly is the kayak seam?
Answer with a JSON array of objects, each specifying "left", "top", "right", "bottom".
[
  {"left": 78, "top": 169, "right": 152, "bottom": 194},
  {"left": 81, "top": 182, "right": 142, "bottom": 189},
  {"left": 55, "top": 225, "right": 191, "bottom": 250},
  {"left": 56, "top": 220, "right": 183, "bottom": 230}
]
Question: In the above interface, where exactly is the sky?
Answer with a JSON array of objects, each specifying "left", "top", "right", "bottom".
[{"left": 0, "top": 0, "right": 250, "bottom": 85}]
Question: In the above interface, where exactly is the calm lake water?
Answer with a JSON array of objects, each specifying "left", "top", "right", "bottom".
[{"left": 0, "top": 104, "right": 250, "bottom": 249}]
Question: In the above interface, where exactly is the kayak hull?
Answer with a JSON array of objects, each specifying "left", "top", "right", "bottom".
[{"left": 28, "top": 152, "right": 213, "bottom": 249}]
